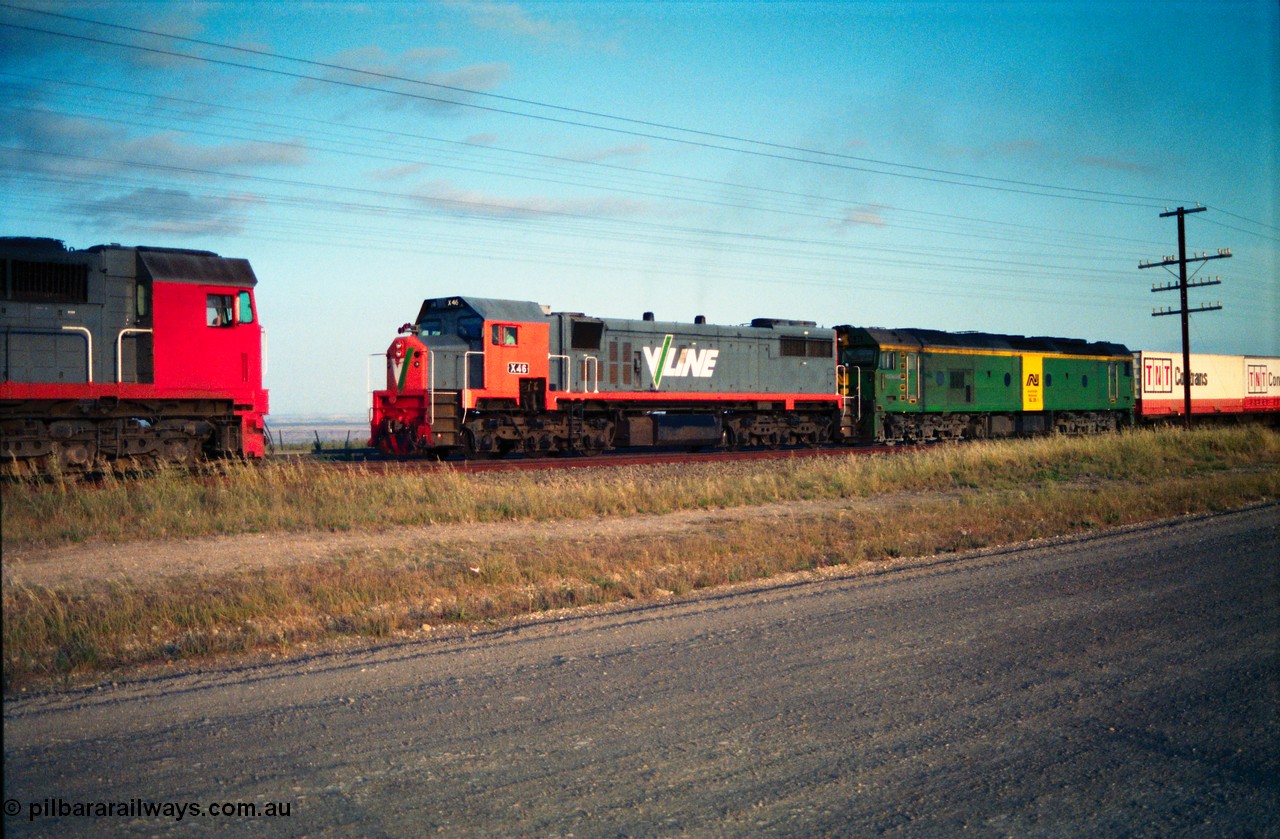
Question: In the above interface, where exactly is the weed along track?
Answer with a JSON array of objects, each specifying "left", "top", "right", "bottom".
[{"left": 2, "top": 427, "right": 1278, "bottom": 691}]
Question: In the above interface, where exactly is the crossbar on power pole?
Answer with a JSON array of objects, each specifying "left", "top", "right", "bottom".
[{"left": 1138, "top": 206, "right": 1230, "bottom": 429}]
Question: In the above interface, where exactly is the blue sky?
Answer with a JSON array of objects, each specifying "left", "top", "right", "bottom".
[{"left": 2, "top": 0, "right": 1276, "bottom": 417}]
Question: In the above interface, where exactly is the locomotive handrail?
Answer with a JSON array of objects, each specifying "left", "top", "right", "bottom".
[
  {"left": 548, "top": 354, "right": 571, "bottom": 393},
  {"left": 115, "top": 328, "right": 153, "bottom": 384},
  {"left": 2, "top": 327, "right": 94, "bottom": 383},
  {"left": 580, "top": 354, "right": 600, "bottom": 394},
  {"left": 853, "top": 365, "right": 862, "bottom": 420},
  {"left": 836, "top": 364, "right": 862, "bottom": 421},
  {"left": 462, "top": 350, "right": 483, "bottom": 425},
  {"left": 61, "top": 326, "right": 93, "bottom": 383},
  {"left": 428, "top": 349, "right": 436, "bottom": 424},
  {"left": 365, "top": 351, "right": 382, "bottom": 424}
]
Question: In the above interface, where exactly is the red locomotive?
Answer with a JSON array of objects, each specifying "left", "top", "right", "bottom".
[{"left": 1, "top": 238, "right": 269, "bottom": 474}]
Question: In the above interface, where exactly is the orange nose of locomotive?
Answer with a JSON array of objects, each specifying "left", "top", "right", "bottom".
[{"left": 386, "top": 332, "right": 429, "bottom": 393}]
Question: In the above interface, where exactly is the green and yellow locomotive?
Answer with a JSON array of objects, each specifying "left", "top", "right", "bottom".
[{"left": 838, "top": 327, "right": 1134, "bottom": 443}]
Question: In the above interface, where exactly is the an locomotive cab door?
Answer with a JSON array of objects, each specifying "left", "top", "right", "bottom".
[
  {"left": 457, "top": 315, "right": 484, "bottom": 391},
  {"left": 904, "top": 351, "right": 922, "bottom": 408}
]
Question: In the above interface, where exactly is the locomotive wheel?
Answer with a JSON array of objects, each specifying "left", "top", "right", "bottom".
[
  {"left": 162, "top": 439, "right": 198, "bottom": 465},
  {"left": 53, "top": 440, "right": 96, "bottom": 473},
  {"left": 575, "top": 433, "right": 604, "bottom": 457},
  {"left": 462, "top": 428, "right": 495, "bottom": 460}
]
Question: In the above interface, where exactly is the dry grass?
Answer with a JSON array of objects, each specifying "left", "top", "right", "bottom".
[
  {"left": 5, "top": 425, "right": 1276, "bottom": 546},
  {"left": 3, "top": 426, "right": 1279, "bottom": 691}
]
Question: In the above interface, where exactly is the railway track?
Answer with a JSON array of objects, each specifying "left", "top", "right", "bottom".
[
  {"left": 6, "top": 442, "right": 914, "bottom": 483},
  {"left": 296, "top": 443, "right": 910, "bottom": 474}
]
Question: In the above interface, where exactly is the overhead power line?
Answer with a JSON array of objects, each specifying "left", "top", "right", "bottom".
[
  {"left": 0, "top": 72, "right": 1179, "bottom": 255},
  {"left": 0, "top": 3, "right": 1189, "bottom": 207}
]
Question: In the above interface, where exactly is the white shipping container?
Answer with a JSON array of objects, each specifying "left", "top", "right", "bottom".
[
  {"left": 1135, "top": 352, "right": 1245, "bottom": 417},
  {"left": 1244, "top": 357, "right": 1280, "bottom": 412}
]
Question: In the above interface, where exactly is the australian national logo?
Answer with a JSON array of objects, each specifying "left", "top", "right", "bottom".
[{"left": 642, "top": 335, "right": 719, "bottom": 387}]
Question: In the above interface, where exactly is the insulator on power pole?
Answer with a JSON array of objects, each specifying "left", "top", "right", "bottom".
[{"left": 1138, "top": 206, "right": 1230, "bottom": 429}]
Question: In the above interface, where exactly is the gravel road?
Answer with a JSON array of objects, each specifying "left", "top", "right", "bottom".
[{"left": 4, "top": 504, "right": 1278, "bottom": 837}]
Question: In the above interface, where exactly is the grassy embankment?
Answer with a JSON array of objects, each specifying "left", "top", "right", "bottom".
[{"left": 3, "top": 426, "right": 1278, "bottom": 691}]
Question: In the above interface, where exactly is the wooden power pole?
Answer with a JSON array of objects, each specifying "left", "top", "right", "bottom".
[{"left": 1139, "top": 206, "right": 1230, "bottom": 429}]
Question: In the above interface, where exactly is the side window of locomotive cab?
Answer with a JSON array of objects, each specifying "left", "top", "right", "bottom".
[
  {"left": 491, "top": 324, "right": 518, "bottom": 346},
  {"left": 207, "top": 294, "right": 234, "bottom": 327},
  {"left": 237, "top": 290, "right": 254, "bottom": 325}
]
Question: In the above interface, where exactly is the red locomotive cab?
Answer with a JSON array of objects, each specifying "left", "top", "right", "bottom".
[
  {"left": 150, "top": 282, "right": 269, "bottom": 457},
  {"left": 471, "top": 320, "right": 551, "bottom": 410},
  {"left": 371, "top": 298, "right": 556, "bottom": 458}
]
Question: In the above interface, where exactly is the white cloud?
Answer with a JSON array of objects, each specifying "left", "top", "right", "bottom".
[
  {"left": 298, "top": 45, "right": 509, "bottom": 114},
  {"left": 567, "top": 143, "right": 651, "bottom": 163},
  {"left": 74, "top": 187, "right": 261, "bottom": 236},
  {"left": 1079, "top": 155, "right": 1155, "bottom": 175},
  {"left": 448, "top": 1, "right": 582, "bottom": 47},
  {"left": 835, "top": 206, "right": 888, "bottom": 229},
  {"left": 120, "top": 134, "right": 309, "bottom": 171},
  {"left": 411, "top": 179, "right": 648, "bottom": 220}
]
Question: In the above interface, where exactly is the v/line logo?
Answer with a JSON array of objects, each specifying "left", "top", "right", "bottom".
[
  {"left": 391, "top": 346, "right": 416, "bottom": 391},
  {"left": 642, "top": 334, "right": 720, "bottom": 387}
]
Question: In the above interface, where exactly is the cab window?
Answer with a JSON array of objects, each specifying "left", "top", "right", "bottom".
[
  {"left": 491, "top": 324, "right": 518, "bottom": 346},
  {"left": 237, "top": 290, "right": 254, "bottom": 325},
  {"left": 843, "top": 347, "right": 876, "bottom": 366},
  {"left": 420, "top": 319, "right": 443, "bottom": 336},
  {"left": 206, "top": 294, "right": 234, "bottom": 327}
]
